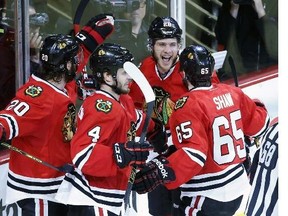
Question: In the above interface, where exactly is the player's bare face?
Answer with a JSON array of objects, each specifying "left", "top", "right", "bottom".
[
  {"left": 153, "top": 38, "right": 180, "bottom": 73},
  {"left": 116, "top": 68, "right": 132, "bottom": 94}
]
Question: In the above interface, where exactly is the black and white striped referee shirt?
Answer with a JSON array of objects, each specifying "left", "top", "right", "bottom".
[{"left": 245, "top": 120, "right": 278, "bottom": 216}]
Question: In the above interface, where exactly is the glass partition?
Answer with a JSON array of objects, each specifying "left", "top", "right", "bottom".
[
  {"left": 184, "top": 0, "right": 278, "bottom": 81},
  {"left": 0, "top": 0, "right": 18, "bottom": 111},
  {"left": 70, "top": 0, "right": 170, "bottom": 65}
]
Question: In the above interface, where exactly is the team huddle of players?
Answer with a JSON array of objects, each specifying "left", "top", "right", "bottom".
[{"left": 0, "top": 10, "right": 277, "bottom": 216}]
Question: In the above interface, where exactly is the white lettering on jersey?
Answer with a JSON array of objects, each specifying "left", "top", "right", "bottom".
[{"left": 213, "top": 93, "right": 234, "bottom": 110}]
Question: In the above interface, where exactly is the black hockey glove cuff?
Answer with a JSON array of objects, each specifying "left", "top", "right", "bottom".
[
  {"left": 76, "top": 14, "right": 114, "bottom": 53},
  {"left": 132, "top": 156, "right": 175, "bottom": 194},
  {"left": 147, "top": 118, "right": 168, "bottom": 154},
  {"left": 162, "top": 145, "right": 177, "bottom": 157},
  {"left": 113, "top": 141, "right": 153, "bottom": 169}
]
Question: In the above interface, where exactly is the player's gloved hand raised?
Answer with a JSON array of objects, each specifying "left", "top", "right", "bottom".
[
  {"left": 146, "top": 118, "right": 168, "bottom": 154},
  {"left": 0, "top": 124, "right": 6, "bottom": 142},
  {"left": 113, "top": 141, "right": 153, "bottom": 169},
  {"left": 76, "top": 14, "right": 114, "bottom": 53},
  {"left": 132, "top": 156, "right": 176, "bottom": 194},
  {"left": 76, "top": 74, "right": 97, "bottom": 100}
]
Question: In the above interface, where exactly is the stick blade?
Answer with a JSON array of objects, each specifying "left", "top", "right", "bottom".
[
  {"left": 212, "top": 50, "right": 227, "bottom": 70},
  {"left": 124, "top": 62, "right": 155, "bottom": 103}
]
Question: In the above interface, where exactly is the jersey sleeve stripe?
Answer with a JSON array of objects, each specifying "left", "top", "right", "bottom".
[
  {"left": 0, "top": 114, "right": 19, "bottom": 139},
  {"left": 182, "top": 147, "right": 206, "bottom": 167},
  {"left": 134, "top": 109, "right": 143, "bottom": 131},
  {"left": 253, "top": 115, "right": 270, "bottom": 137},
  {"left": 73, "top": 143, "right": 95, "bottom": 170}
]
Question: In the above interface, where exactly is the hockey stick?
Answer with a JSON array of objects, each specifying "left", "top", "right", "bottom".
[
  {"left": 0, "top": 142, "right": 74, "bottom": 173},
  {"left": 124, "top": 62, "right": 155, "bottom": 143},
  {"left": 212, "top": 50, "right": 227, "bottom": 71},
  {"left": 228, "top": 55, "right": 238, "bottom": 87},
  {"left": 73, "top": 0, "right": 89, "bottom": 34},
  {"left": 122, "top": 61, "right": 155, "bottom": 213},
  {"left": 73, "top": 0, "right": 90, "bottom": 80}
]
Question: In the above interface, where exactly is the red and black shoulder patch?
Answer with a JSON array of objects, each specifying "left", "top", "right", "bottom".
[
  {"left": 24, "top": 85, "right": 43, "bottom": 98},
  {"left": 95, "top": 99, "right": 113, "bottom": 113},
  {"left": 174, "top": 96, "right": 188, "bottom": 110}
]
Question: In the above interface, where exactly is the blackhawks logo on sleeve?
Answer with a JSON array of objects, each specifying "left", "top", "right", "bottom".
[
  {"left": 25, "top": 85, "right": 43, "bottom": 97},
  {"left": 62, "top": 103, "right": 76, "bottom": 142},
  {"left": 95, "top": 99, "right": 112, "bottom": 113},
  {"left": 174, "top": 96, "right": 188, "bottom": 110}
]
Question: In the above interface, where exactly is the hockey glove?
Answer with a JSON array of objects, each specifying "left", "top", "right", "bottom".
[
  {"left": 76, "top": 14, "right": 114, "bottom": 53},
  {"left": 0, "top": 124, "right": 6, "bottom": 142},
  {"left": 76, "top": 74, "right": 97, "bottom": 100},
  {"left": 132, "top": 156, "right": 176, "bottom": 194},
  {"left": 253, "top": 98, "right": 267, "bottom": 111},
  {"left": 146, "top": 118, "right": 168, "bottom": 154},
  {"left": 113, "top": 141, "right": 153, "bottom": 169}
]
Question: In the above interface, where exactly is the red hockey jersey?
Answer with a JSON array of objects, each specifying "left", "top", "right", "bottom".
[
  {"left": 0, "top": 74, "right": 75, "bottom": 204},
  {"left": 166, "top": 83, "right": 270, "bottom": 202},
  {"left": 61, "top": 90, "right": 151, "bottom": 214},
  {"left": 129, "top": 56, "right": 187, "bottom": 127},
  {"left": 129, "top": 56, "right": 220, "bottom": 127}
]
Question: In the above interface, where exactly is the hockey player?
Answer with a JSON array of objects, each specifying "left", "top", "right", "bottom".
[
  {"left": 128, "top": 16, "right": 187, "bottom": 216},
  {"left": 132, "top": 45, "right": 270, "bottom": 216},
  {"left": 129, "top": 16, "right": 220, "bottom": 129},
  {"left": 57, "top": 43, "right": 154, "bottom": 216},
  {"left": 129, "top": 16, "right": 221, "bottom": 216},
  {"left": 245, "top": 117, "right": 278, "bottom": 216},
  {"left": 0, "top": 14, "right": 114, "bottom": 215},
  {"left": 129, "top": 16, "right": 186, "bottom": 128}
]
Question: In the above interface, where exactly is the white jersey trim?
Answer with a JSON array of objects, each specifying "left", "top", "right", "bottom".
[{"left": 180, "top": 164, "right": 250, "bottom": 202}]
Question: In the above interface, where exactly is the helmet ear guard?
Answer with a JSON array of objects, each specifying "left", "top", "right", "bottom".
[{"left": 180, "top": 45, "right": 215, "bottom": 88}]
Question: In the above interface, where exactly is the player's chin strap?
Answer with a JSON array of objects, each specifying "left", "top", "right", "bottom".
[
  {"left": 73, "top": 0, "right": 90, "bottom": 80},
  {"left": 122, "top": 62, "right": 155, "bottom": 214}
]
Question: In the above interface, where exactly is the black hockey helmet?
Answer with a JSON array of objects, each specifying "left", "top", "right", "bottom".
[
  {"left": 89, "top": 43, "right": 134, "bottom": 84},
  {"left": 148, "top": 16, "right": 182, "bottom": 44},
  {"left": 39, "top": 34, "right": 81, "bottom": 82},
  {"left": 180, "top": 45, "right": 215, "bottom": 88}
]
